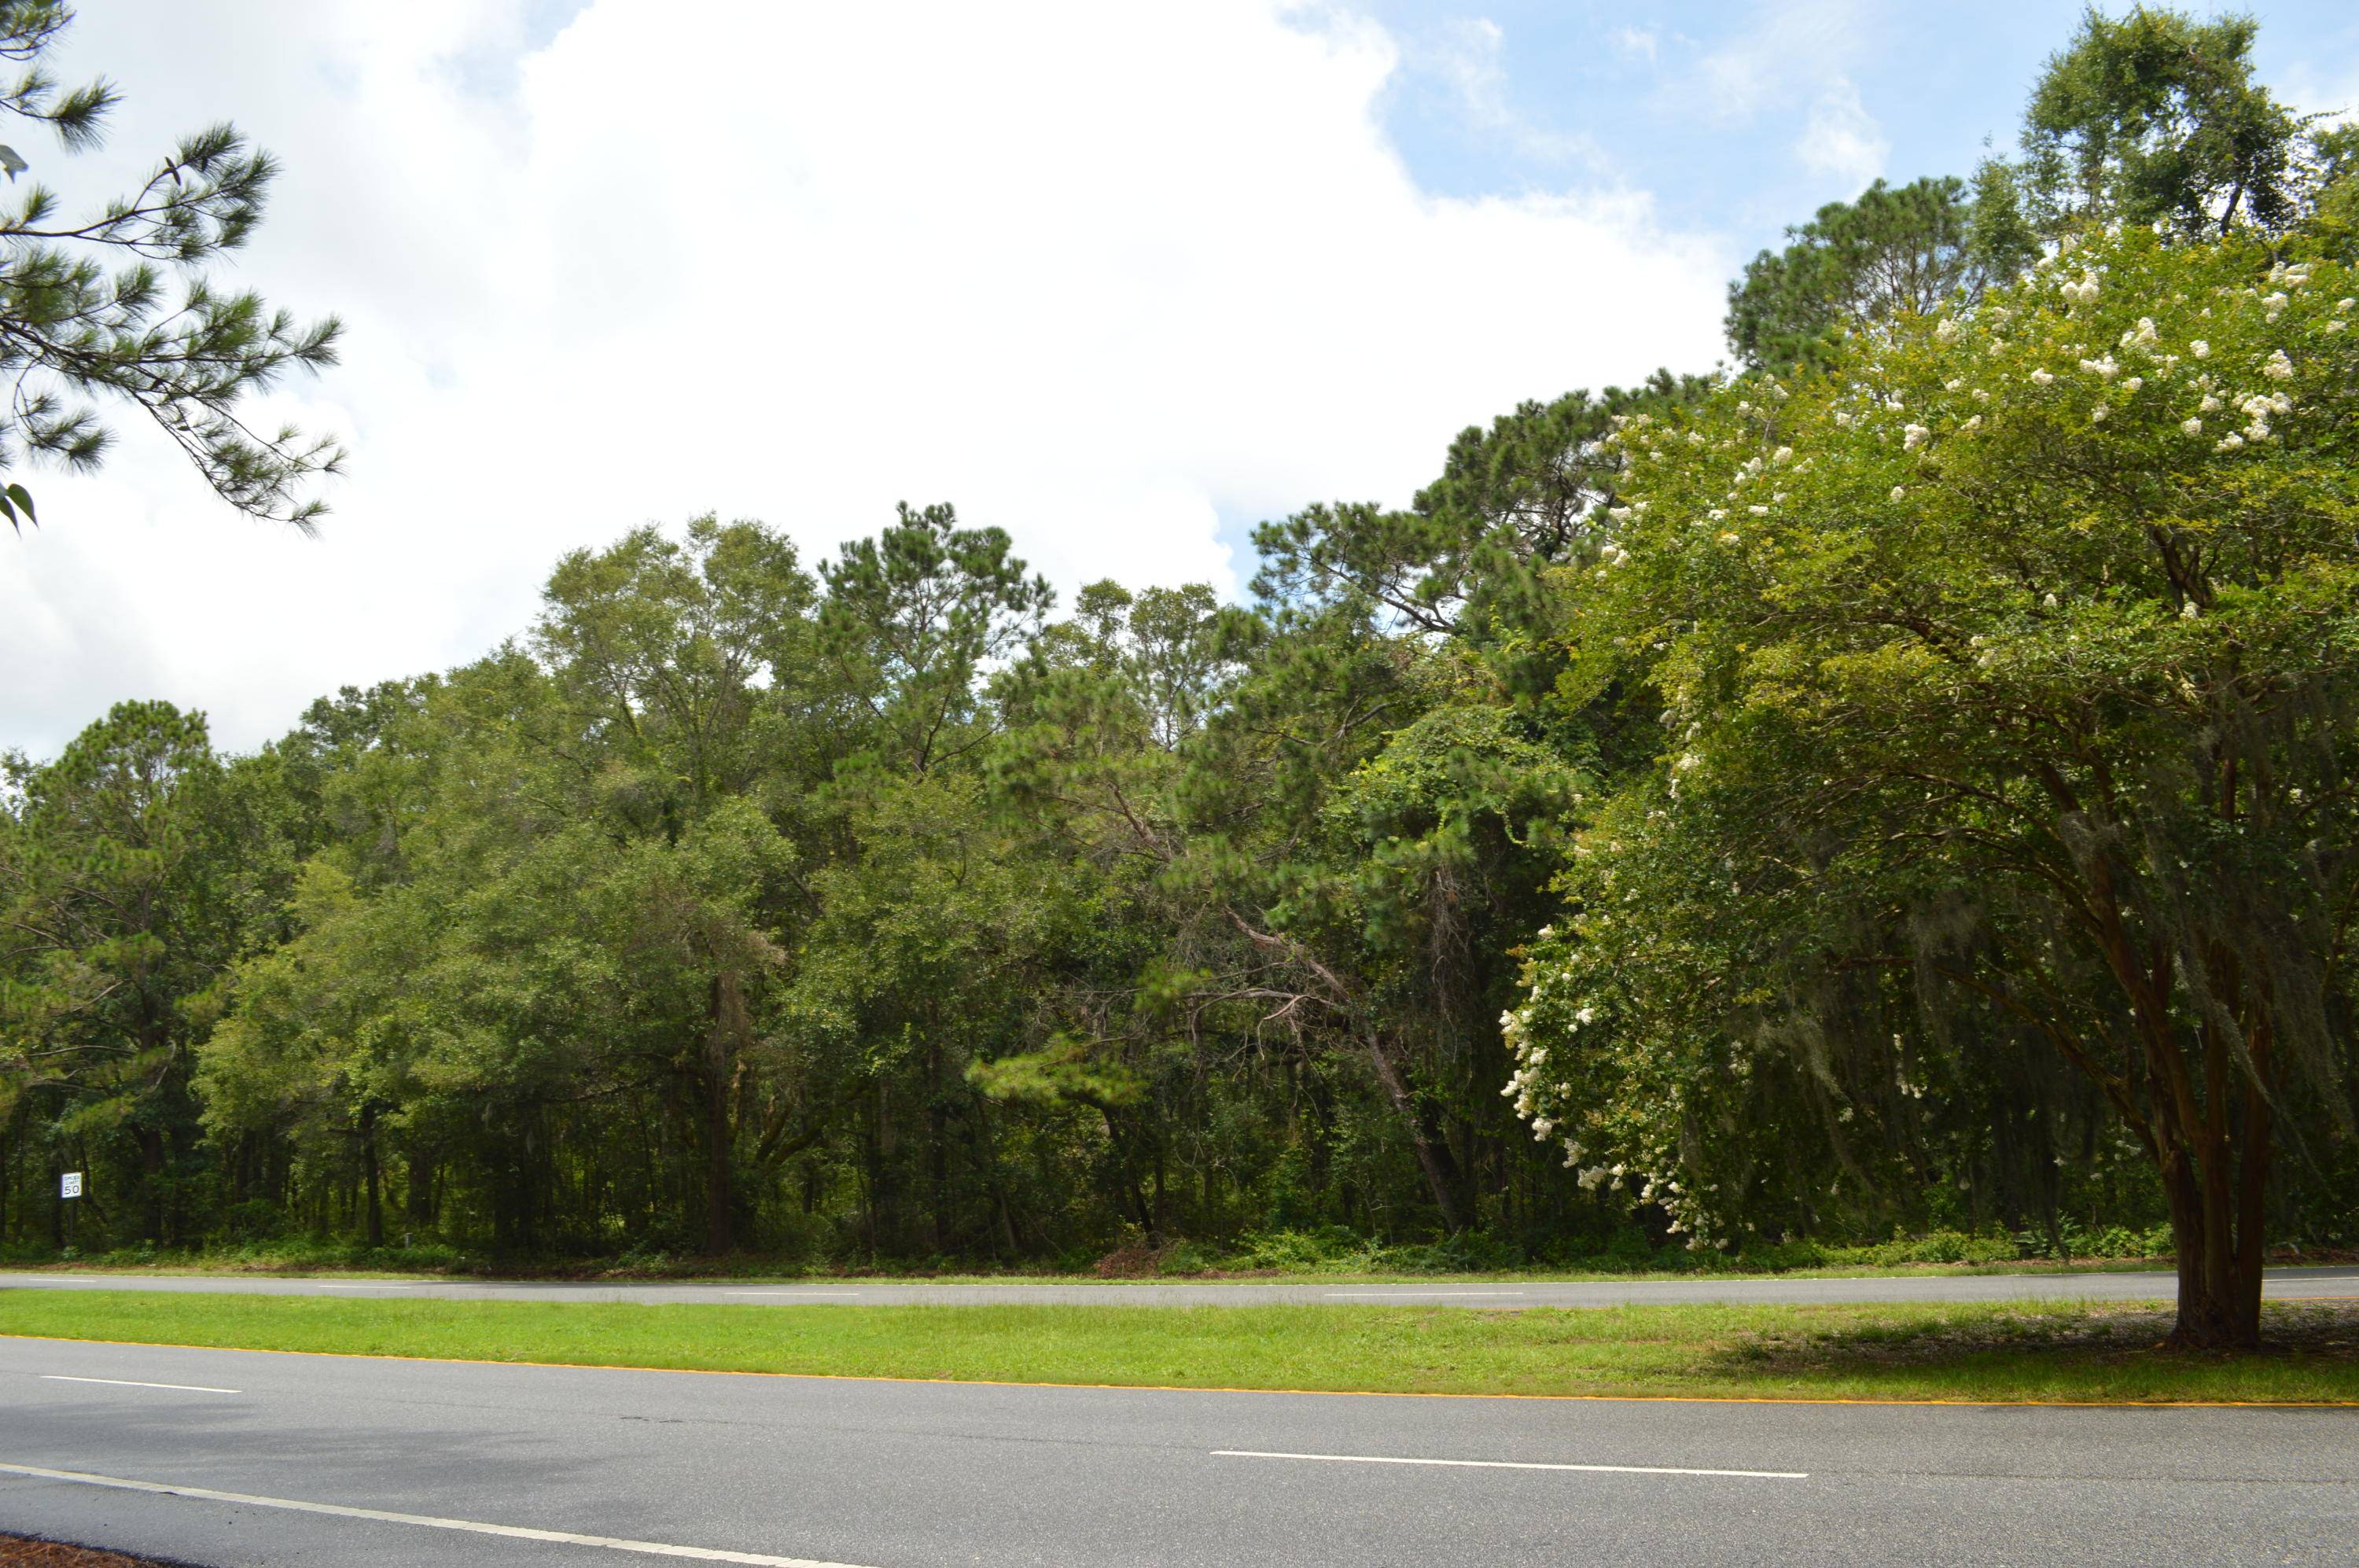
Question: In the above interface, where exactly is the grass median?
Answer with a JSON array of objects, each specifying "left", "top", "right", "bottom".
[{"left": 2, "top": 1290, "right": 2354, "bottom": 1404}]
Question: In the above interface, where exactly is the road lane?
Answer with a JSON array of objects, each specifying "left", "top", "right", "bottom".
[
  {"left": 1, "top": 1336, "right": 2354, "bottom": 1566},
  {"left": 2, "top": 1264, "right": 2354, "bottom": 1309}
]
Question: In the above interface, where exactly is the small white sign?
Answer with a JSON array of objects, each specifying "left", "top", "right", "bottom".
[{"left": 59, "top": 1172, "right": 83, "bottom": 1199}]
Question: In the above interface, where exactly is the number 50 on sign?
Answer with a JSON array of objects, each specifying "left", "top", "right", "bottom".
[{"left": 60, "top": 1172, "right": 82, "bottom": 1199}]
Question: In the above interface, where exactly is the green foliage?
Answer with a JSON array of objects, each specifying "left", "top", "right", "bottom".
[
  {"left": 819, "top": 501, "right": 1053, "bottom": 777},
  {"left": 1511, "top": 226, "right": 2359, "bottom": 1342},
  {"left": 1727, "top": 177, "right": 2032, "bottom": 372},
  {"left": 10, "top": 5, "right": 2359, "bottom": 1301},
  {"left": 2021, "top": 7, "right": 2308, "bottom": 237},
  {"left": 1, "top": 701, "right": 248, "bottom": 1243},
  {"left": 1728, "top": 7, "right": 2346, "bottom": 377}
]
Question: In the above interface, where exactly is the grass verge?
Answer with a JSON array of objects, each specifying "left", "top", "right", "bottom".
[
  {"left": 3, "top": 1290, "right": 2354, "bottom": 1404},
  {"left": 0, "top": 1257, "right": 2199, "bottom": 1286}
]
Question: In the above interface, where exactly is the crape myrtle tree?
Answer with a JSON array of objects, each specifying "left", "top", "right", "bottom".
[
  {"left": 1504, "top": 226, "right": 2359, "bottom": 1347},
  {"left": 0, "top": 2, "right": 341, "bottom": 532}
]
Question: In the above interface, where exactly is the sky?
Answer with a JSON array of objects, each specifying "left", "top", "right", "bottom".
[{"left": 6, "top": 1, "right": 2359, "bottom": 758}]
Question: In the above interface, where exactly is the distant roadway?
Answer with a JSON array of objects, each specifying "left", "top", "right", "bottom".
[
  {"left": 2, "top": 1334, "right": 2355, "bottom": 1566},
  {"left": 2, "top": 1264, "right": 2356, "bottom": 1308}
]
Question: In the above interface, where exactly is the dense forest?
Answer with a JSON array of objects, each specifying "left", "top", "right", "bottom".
[{"left": 6, "top": 9, "right": 2357, "bottom": 1343}]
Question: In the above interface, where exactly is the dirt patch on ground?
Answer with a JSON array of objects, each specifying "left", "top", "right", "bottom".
[
  {"left": 0, "top": 1537, "right": 185, "bottom": 1567},
  {"left": 1726, "top": 1301, "right": 2359, "bottom": 1374},
  {"left": 1090, "top": 1242, "right": 1180, "bottom": 1278}
]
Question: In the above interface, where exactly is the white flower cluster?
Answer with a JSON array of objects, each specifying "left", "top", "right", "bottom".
[{"left": 2236, "top": 390, "right": 2291, "bottom": 442}]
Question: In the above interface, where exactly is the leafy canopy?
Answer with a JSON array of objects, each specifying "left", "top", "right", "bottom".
[{"left": 1509, "top": 224, "right": 2358, "bottom": 1341}]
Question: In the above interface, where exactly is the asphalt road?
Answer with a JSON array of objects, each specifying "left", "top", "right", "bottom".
[
  {"left": 0, "top": 1334, "right": 2353, "bottom": 1566},
  {"left": 2, "top": 1264, "right": 2357, "bottom": 1309}
]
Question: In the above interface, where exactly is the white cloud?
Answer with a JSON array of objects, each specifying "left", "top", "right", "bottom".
[
  {"left": 1687, "top": 0, "right": 1876, "bottom": 123},
  {"left": 2, "top": 0, "right": 1728, "bottom": 756},
  {"left": 1610, "top": 27, "right": 1659, "bottom": 64},
  {"left": 1795, "top": 83, "right": 1889, "bottom": 190},
  {"left": 1427, "top": 15, "right": 1599, "bottom": 165},
  {"left": 1673, "top": 0, "right": 1886, "bottom": 191},
  {"left": 2276, "top": 57, "right": 2359, "bottom": 130}
]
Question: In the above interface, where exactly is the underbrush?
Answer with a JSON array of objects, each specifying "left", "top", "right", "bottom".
[
  {"left": 0, "top": 1237, "right": 469, "bottom": 1274},
  {"left": 0, "top": 1220, "right": 2216, "bottom": 1279},
  {"left": 1113, "top": 1221, "right": 2181, "bottom": 1277}
]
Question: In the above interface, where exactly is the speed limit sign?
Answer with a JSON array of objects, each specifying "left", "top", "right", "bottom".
[{"left": 60, "top": 1171, "right": 83, "bottom": 1199}]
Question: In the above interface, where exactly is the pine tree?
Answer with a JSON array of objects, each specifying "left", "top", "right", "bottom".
[{"left": 0, "top": 2, "right": 342, "bottom": 533}]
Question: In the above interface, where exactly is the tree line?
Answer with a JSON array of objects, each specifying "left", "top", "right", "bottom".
[{"left": 6, "top": 8, "right": 2356, "bottom": 1346}]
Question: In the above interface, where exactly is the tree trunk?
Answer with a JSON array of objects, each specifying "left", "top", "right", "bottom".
[
  {"left": 359, "top": 1108, "right": 385, "bottom": 1249},
  {"left": 2077, "top": 872, "right": 2273, "bottom": 1351},
  {"left": 1363, "top": 1031, "right": 1467, "bottom": 1233},
  {"left": 407, "top": 1152, "right": 436, "bottom": 1232},
  {"left": 136, "top": 1125, "right": 166, "bottom": 1243},
  {"left": 703, "top": 970, "right": 749, "bottom": 1256},
  {"left": 1097, "top": 1109, "right": 1157, "bottom": 1241},
  {"left": 2153, "top": 1076, "right": 2271, "bottom": 1350},
  {"left": 926, "top": 1038, "right": 949, "bottom": 1254}
]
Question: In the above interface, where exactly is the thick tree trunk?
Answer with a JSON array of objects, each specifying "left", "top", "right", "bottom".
[
  {"left": 2154, "top": 1079, "right": 2271, "bottom": 1350},
  {"left": 2162, "top": 1168, "right": 2262, "bottom": 1348},
  {"left": 2076, "top": 868, "right": 2274, "bottom": 1352}
]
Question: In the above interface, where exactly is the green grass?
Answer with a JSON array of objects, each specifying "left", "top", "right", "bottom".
[{"left": 4, "top": 1289, "right": 2354, "bottom": 1404}]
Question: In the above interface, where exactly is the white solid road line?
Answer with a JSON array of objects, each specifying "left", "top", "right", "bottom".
[
  {"left": 1213, "top": 1450, "right": 1808, "bottom": 1480},
  {"left": 39, "top": 1376, "right": 240, "bottom": 1394},
  {"left": 723, "top": 1291, "right": 867, "bottom": 1298},
  {"left": 0, "top": 1461, "right": 881, "bottom": 1567},
  {"left": 314, "top": 1283, "right": 418, "bottom": 1290}
]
